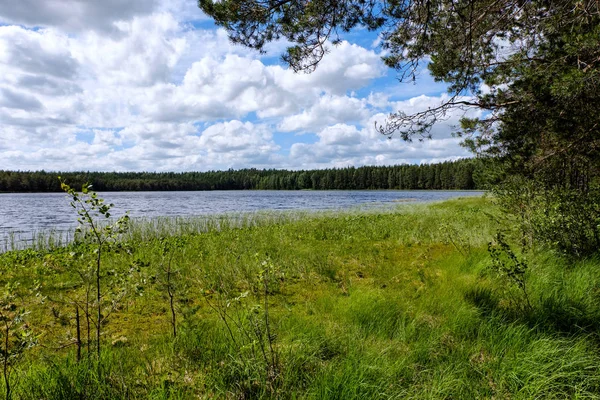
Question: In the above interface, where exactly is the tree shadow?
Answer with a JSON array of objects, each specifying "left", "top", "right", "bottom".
[{"left": 464, "top": 286, "right": 600, "bottom": 338}]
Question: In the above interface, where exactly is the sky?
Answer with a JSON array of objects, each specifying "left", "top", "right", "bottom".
[{"left": 0, "top": 0, "right": 475, "bottom": 172}]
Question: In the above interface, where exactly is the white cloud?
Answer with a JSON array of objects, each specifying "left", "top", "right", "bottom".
[
  {"left": 0, "top": 26, "right": 79, "bottom": 80},
  {"left": 0, "top": 1, "right": 466, "bottom": 172},
  {"left": 140, "top": 41, "right": 384, "bottom": 124},
  {"left": 199, "top": 120, "right": 276, "bottom": 154},
  {"left": 70, "top": 13, "right": 186, "bottom": 87},
  {"left": 0, "top": 87, "right": 44, "bottom": 111},
  {"left": 272, "top": 41, "right": 385, "bottom": 96},
  {"left": 92, "top": 129, "right": 123, "bottom": 147},
  {"left": 279, "top": 95, "right": 370, "bottom": 132},
  {"left": 157, "top": 0, "right": 208, "bottom": 22},
  {"left": 389, "top": 94, "right": 483, "bottom": 139},
  {"left": 15, "top": 75, "right": 82, "bottom": 97},
  {"left": 0, "top": 119, "right": 283, "bottom": 172},
  {"left": 318, "top": 124, "right": 363, "bottom": 146},
  {"left": 286, "top": 111, "right": 473, "bottom": 169},
  {"left": 0, "top": 0, "right": 159, "bottom": 33}
]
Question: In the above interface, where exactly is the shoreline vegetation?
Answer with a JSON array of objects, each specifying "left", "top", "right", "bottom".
[
  {"left": 2, "top": 196, "right": 600, "bottom": 398},
  {"left": 0, "top": 159, "right": 481, "bottom": 193},
  {"left": 1, "top": 210, "right": 326, "bottom": 254},
  {"left": 0, "top": 192, "right": 483, "bottom": 254}
]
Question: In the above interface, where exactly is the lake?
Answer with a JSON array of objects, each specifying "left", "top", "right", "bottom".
[{"left": 0, "top": 190, "right": 483, "bottom": 250}]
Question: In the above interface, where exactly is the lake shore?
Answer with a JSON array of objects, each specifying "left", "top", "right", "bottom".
[
  {"left": 1, "top": 197, "right": 599, "bottom": 399},
  {"left": 0, "top": 190, "right": 484, "bottom": 252}
]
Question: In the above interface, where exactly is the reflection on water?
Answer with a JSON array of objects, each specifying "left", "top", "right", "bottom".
[{"left": 0, "top": 190, "right": 483, "bottom": 250}]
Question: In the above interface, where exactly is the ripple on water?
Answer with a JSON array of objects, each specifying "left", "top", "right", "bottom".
[{"left": 0, "top": 190, "right": 484, "bottom": 250}]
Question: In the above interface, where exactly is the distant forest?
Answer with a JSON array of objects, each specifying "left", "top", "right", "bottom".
[{"left": 0, "top": 159, "right": 482, "bottom": 192}]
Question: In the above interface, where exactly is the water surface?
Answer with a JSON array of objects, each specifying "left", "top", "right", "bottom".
[{"left": 0, "top": 190, "right": 482, "bottom": 249}]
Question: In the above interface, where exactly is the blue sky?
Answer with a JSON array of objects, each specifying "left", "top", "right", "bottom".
[{"left": 0, "top": 0, "right": 473, "bottom": 172}]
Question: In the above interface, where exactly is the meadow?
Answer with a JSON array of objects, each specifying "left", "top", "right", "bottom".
[{"left": 1, "top": 196, "right": 600, "bottom": 399}]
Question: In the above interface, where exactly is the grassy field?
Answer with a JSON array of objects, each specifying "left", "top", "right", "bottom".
[{"left": 1, "top": 197, "right": 600, "bottom": 399}]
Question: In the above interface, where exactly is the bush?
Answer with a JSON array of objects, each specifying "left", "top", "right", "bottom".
[{"left": 494, "top": 176, "right": 600, "bottom": 258}]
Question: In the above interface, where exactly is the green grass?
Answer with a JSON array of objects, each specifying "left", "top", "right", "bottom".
[{"left": 2, "top": 197, "right": 600, "bottom": 399}]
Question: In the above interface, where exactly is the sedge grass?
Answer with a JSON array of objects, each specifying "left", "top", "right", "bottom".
[{"left": 1, "top": 197, "right": 600, "bottom": 399}]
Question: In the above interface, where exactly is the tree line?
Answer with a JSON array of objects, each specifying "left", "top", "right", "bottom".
[{"left": 0, "top": 159, "right": 482, "bottom": 192}]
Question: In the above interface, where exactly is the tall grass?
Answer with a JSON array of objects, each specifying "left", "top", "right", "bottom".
[
  {"left": 1, "top": 197, "right": 600, "bottom": 399},
  {"left": 0, "top": 230, "right": 73, "bottom": 253}
]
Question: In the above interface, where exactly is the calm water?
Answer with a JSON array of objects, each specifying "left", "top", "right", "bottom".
[{"left": 0, "top": 190, "right": 482, "bottom": 249}]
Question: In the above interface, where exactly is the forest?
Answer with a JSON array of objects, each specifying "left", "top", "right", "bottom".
[{"left": 0, "top": 159, "right": 481, "bottom": 192}]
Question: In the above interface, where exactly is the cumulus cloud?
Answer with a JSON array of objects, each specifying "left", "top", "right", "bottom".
[
  {"left": 178, "top": 120, "right": 285, "bottom": 170},
  {"left": 388, "top": 94, "right": 483, "bottom": 139},
  {"left": 0, "top": 87, "right": 44, "bottom": 111},
  {"left": 317, "top": 124, "right": 363, "bottom": 146},
  {"left": 0, "top": 26, "right": 83, "bottom": 134},
  {"left": 16, "top": 75, "right": 82, "bottom": 97},
  {"left": 278, "top": 95, "right": 370, "bottom": 132},
  {"left": 140, "top": 41, "right": 384, "bottom": 123},
  {"left": 0, "top": 0, "right": 158, "bottom": 33},
  {"left": 70, "top": 13, "right": 186, "bottom": 87},
  {"left": 199, "top": 121, "right": 276, "bottom": 153},
  {"left": 157, "top": 0, "right": 208, "bottom": 22},
  {"left": 0, "top": 26, "right": 79, "bottom": 80},
  {"left": 0, "top": 0, "right": 469, "bottom": 172},
  {"left": 272, "top": 41, "right": 385, "bottom": 96},
  {"left": 0, "top": 119, "right": 282, "bottom": 172},
  {"left": 286, "top": 110, "right": 473, "bottom": 169}
]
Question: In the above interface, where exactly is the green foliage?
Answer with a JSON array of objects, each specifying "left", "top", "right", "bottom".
[
  {"left": 199, "top": 0, "right": 385, "bottom": 73},
  {"left": 0, "top": 160, "right": 481, "bottom": 192},
  {"left": 201, "top": 255, "right": 283, "bottom": 396},
  {"left": 528, "top": 187, "right": 600, "bottom": 258},
  {"left": 58, "top": 178, "right": 131, "bottom": 362},
  {"left": 200, "top": 0, "right": 600, "bottom": 145},
  {"left": 439, "top": 219, "right": 472, "bottom": 256},
  {"left": 0, "top": 283, "right": 37, "bottom": 400},
  {"left": 59, "top": 178, "right": 130, "bottom": 244},
  {"left": 4, "top": 198, "right": 600, "bottom": 397},
  {"left": 492, "top": 175, "right": 600, "bottom": 258},
  {"left": 156, "top": 237, "right": 186, "bottom": 338},
  {"left": 199, "top": 0, "right": 600, "bottom": 259},
  {"left": 488, "top": 232, "right": 532, "bottom": 311}
]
